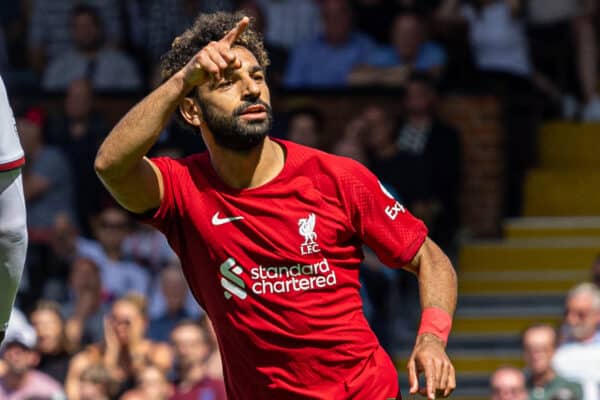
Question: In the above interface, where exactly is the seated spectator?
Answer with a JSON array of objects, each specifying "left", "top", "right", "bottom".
[
  {"left": 66, "top": 294, "right": 172, "bottom": 399},
  {"left": 553, "top": 283, "right": 600, "bottom": 400},
  {"left": 256, "top": 0, "right": 321, "bottom": 50},
  {"left": 527, "top": 0, "right": 600, "bottom": 120},
  {"left": 122, "top": 222, "right": 177, "bottom": 275},
  {"left": 16, "top": 108, "right": 76, "bottom": 240},
  {"left": 62, "top": 257, "right": 108, "bottom": 348},
  {"left": 349, "top": 12, "right": 447, "bottom": 86},
  {"left": 121, "top": 365, "right": 173, "bottom": 400},
  {"left": 591, "top": 255, "right": 600, "bottom": 289},
  {"left": 0, "top": 330, "right": 65, "bottom": 399},
  {"left": 437, "top": 0, "right": 539, "bottom": 217},
  {"left": 283, "top": 0, "right": 376, "bottom": 88},
  {"left": 144, "top": 0, "right": 236, "bottom": 62},
  {"left": 28, "top": 0, "right": 123, "bottom": 72},
  {"left": 78, "top": 364, "right": 116, "bottom": 400},
  {"left": 46, "top": 79, "right": 108, "bottom": 236},
  {"left": 437, "top": 0, "right": 532, "bottom": 79},
  {"left": 78, "top": 206, "right": 150, "bottom": 302},
  {"left": 331, "top": 116, "right": 369, "bottom": 165},
  {"left": 237, "top": 0, "right": 289, "bottom": 89},
  {"left": 170, "top": 320, "right": 226, "bottom": 400},
  {"left": 42, "top": 5, "right": 141, "bottom": 92},
  {"left": 30, "top": 301, "right": 73, "bottom": 384},
  {"left": 490, "top": 366, "right": 528, "bottom": 400},
  {"left": 285, "top": 107, "right": 323, "bottom": 148},
  {"left": 522, "top": 323, "right": 583, "bottom": 400},
  {"left": 149, "top": 265, "right": 198, "bottom": 342}
]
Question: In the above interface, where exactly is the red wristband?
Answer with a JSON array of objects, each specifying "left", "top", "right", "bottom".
[{"left": 417, "top": 307, "right": 452, "bottom": 344}]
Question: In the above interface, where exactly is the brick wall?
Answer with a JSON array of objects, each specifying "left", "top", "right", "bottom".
[{"left": 281, "top": 93, "right": 504, "bottom": 237}]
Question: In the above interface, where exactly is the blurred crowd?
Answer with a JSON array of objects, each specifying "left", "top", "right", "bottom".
[
  {"left": 1, "top": 0, "right": 600, "bottom": 399},
  {"left": 490, "top": 262, "right": 600, "bottom": 400}
]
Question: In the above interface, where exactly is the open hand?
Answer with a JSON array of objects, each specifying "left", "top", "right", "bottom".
[{"left": 407, "top": 333, "right": 456, "bottom": 399}]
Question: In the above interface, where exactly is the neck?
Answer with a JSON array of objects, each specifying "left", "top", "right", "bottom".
[
  {"left": 180, "top": 363, "right": 206, "bottom": 391},
  {"left": 209, "top": 138, "right": 284, "bottom": 190},
  {"left": 532, "top": 369, "right": 555, "bottom": 387}
]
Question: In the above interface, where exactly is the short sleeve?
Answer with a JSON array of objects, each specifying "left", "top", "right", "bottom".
[
  {"left": 339, "top": 159, "right": 428, "bottom": 268},
  {"left": 139, "top": 156, "right": 181, "bottom": 232}
]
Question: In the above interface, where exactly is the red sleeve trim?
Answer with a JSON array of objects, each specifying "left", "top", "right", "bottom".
[{"left": 0, "top": 156, "right": 25, "bottom": 171}]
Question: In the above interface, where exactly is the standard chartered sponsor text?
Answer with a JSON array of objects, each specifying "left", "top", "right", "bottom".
[{"left": 251, "top": 258, "right": 336, "bottom": 295}]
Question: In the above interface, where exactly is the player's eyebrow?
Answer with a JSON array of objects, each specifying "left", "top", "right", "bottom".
[{"left": 248, "top": 65, "right": 264, "bottom": 74}]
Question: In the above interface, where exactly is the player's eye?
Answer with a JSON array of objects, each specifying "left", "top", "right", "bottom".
[{"left": 253, "top": 74, "right": 264, "bottom": 83}]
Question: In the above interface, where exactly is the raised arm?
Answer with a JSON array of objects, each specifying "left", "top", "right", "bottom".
[
  {"left": 405, "top": 237, "right": 457, "bottom": 399},
  {"left": 94, "top": 17, "right": 249, "bottom": 213}
]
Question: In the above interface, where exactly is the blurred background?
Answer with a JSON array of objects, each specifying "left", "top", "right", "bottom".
[{"left": 2, "top": 0, "right": 600, "bottom": 399}]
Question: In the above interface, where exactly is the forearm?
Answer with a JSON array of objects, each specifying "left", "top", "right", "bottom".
[
  {"left": 95, "top": 73, "right": 190, "bottom": 182},
  {"left": 411, "top": 238, "right": 457, "bottom": 316}
]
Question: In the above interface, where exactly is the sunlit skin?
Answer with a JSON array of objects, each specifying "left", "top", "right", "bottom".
[
  {"left": 490, "top": 368, "right": 528, "bottom": 400},
  {"left": 564, "top": 293, "right": 600, "bottom": 342},
  {"left": 522, "top": 325, "right": 557, "bottom": 386},
  {"left": 31, "top": 309, "right": 64, "bottom": 354}
]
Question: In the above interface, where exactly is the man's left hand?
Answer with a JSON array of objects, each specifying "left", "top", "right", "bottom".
[{"left": 407, "top": 333, "right": 456, "bottom": 399}]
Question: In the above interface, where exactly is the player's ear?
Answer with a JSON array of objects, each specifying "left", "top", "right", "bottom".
[{"left": 179, "top": 96, "right": 202, "bottom": 127}]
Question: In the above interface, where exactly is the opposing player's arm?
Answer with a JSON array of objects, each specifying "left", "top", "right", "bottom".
[{"left": 95, "top": 17, "right": 249, "bottom": 214}]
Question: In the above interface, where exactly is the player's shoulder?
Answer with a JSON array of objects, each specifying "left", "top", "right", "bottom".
[{"left": 282, "top": 139, "right": 370, "bottom": 178}]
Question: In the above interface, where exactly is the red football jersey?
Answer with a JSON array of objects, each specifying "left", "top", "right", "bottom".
[{"left": 145, "top": 139, "right": 428, "bottom": 400}]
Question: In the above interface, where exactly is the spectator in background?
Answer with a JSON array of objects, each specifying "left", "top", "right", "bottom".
[
  {"left": 170, "top": 320, "right": 226, "bottom": 400},
  {"left": 553, "top": 283, "right": 600, "bottom": 400},
  {"left": 66, "top": 294, "right": 172, "bottom": 399},
  {"left": 285, "top": 107, "right": 323, "bottom": 148},
  {"left": 122, "top": 222, "right": 177, "bottom": 275},
  {"left": 16, "top": 108, "right": 75, "bottom": 240},
  {"left": 522, "top": 323, "right": 583, "bottom": 400},
  {"left": 78, "top": 206, "right": 150, "bottom": 302},
  {"left": 199, "top": 316, "right": 224, "bottom": 381},
  {"left": 349, "top": 12, "right": 446, "bottom": 86},
  {"left": 284, "top": 0, "right": 376, "bottom": 88},
  {"left": 436, "top": 0, "right": 538, "bottom": 218},
  {"left": 78, "top": 364, "right": 116, "bottom": 400},
  {"left": 590, "top": 255, "right": 600, "bottom": 289},
  {"left": 394, "top": 75, "right": 459, "bottom": 251},
  {"left": 30, "top": 301, "right": 73, "bottom": 384},
  {"left": 237, "top": 0, "right": 289, "bottom": 89},
  {"left": 490, "top": 367, "right": 528, "bottom": 400},
  {"left": 121, "top": 366, "right": 173, "bottom": 400},
  {"left": 145, "top": 0, "right": 236, "bottom": 63},
  {"left": 332, "top": 115, "right": 369, "bottom": 165},
  {"left": 256, "top": 0, "right": 321, "bottom": 50},
  {"left": 527, "top": 0, "right": 600, "bottom": 120},
  {"left": 149, "top": 265, "right": 198, "bottom": 342},
  {"left": 0, "top": 331, "right": 65, "bottom": 399},
  {"left": 28, "top": 0, "right": 123, "bottom": 73},
  {"left": 43, "top": 5, "right": 141, "bottom": 92},
  {"left": 46, "top": 79, "right": 108, "bottom": 237},
  {"left": 62, "top": 257, "right": 107, "bottom": 349}
]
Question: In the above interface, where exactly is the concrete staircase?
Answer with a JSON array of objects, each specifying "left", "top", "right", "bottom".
[{"left": 396, "top": 122, "right": 600, "bottom": 399}]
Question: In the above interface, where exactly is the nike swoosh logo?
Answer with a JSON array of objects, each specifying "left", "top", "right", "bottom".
[{"left": 212, "top": 212, "right": 244, "bottom": 226}]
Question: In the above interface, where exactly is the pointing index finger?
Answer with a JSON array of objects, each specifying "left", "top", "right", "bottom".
[{"left": 221, "top": 16, "right": 249, "bottom": 47}]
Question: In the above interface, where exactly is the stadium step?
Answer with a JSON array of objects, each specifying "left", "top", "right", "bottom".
[
  {"left": 523, "top": 168, "right": 600, "bottom": 216},
  {"left": 504, "top": 217, "right": 600, "bottom": 238},
  {"left": 538, "top": 122, "right": 600, "bottom": 168}
]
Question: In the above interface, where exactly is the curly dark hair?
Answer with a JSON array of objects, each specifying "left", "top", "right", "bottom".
[{"left": 160, "top": 11, "right": 270, "bottom": 83}]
